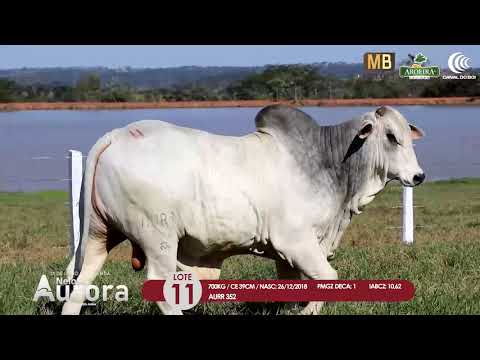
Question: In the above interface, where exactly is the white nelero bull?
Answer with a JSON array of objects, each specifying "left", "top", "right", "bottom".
[{"left": 62, "top": 105, "right": 425, "bottom": 315}]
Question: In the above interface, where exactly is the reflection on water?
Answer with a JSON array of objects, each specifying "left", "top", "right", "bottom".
[{"left": 0, "top": 106, "right": 479, "bottom": 192}]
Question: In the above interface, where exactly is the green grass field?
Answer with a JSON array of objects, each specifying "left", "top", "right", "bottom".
[{"left": 1, "top": 178, "right": 479, "bottom": 315}]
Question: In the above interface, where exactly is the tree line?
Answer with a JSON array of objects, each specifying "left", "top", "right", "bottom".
[{"left": 1, "top": 64, "right": 479, "bottom": 103}]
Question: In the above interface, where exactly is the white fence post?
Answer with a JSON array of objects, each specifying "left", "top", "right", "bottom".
[
  {"left": 68, "top": 150, "right": 83, "bottom": 257},
  {"left": 402, "top": 186, "right": 414, "bottom": 245}
]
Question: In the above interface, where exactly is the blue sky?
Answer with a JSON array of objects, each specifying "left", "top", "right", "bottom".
[{"left": 0, "top": 45, "right": 479, "bottom": 69}]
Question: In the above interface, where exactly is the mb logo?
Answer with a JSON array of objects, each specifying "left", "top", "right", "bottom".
[{"left": 364, "top": 52, "right": 395, "bottom": 71}]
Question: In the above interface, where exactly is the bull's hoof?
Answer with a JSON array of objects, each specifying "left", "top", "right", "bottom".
[
  {"left": 164, "top": 309, "right": 183, "bottom": 315},
  {"left": 299, "top": 301, "right": 324, "bottom": 315}
]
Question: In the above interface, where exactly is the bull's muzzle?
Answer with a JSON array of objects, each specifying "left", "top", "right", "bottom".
[{"left": 413, "top": 172, "right": 426, "bottom": 186}]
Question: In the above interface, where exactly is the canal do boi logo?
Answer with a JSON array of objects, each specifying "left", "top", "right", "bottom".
[
  {"left": 443, "top": 52, "right": 477, "bottom": 80},
  {"left": 399, "top": 53, "right": 441, "bottom": 80}
]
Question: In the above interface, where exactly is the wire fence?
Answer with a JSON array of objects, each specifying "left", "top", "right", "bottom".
[
  {"left": 0, "top": 150, "right": 430, "bottom": 253},
  {"left": 3, "top": 149, "right": 480, "bottom": 191},
  {"left": 5, "top": 148, "right": 480, "bottom": 250},
  {"left": 0, "top": 151, "right": 88, "bottom": 192}
]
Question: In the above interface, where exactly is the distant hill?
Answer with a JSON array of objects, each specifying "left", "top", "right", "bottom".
[
  {"left": 0, "top": 63, "right": 364, "bottom": 89},
  {"left": 0, "top": 66, "right": 263, "bottom": 89},
  {"left": 312, "top": 62, "right": 364, "bottom": 78}
]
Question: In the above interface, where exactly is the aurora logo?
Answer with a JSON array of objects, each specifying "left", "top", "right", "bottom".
[
  {"left": 33, "top": 274, "right": 55, "bottom": 302},
  {"left": 33, "top": 274, "right": 128, "bottom": 303}
]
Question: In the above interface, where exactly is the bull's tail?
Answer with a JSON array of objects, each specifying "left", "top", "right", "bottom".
[{"left": 65, "top": 128, "right": 121, "bottom": 281}]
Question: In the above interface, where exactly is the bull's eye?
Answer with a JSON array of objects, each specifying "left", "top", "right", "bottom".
[{"left": 386, "top": 133, "right": 399, "bottom": 145}]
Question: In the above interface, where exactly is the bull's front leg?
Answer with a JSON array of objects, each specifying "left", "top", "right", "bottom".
[
  {"left": 275, "top": 239, "right": 338, "bottom": 315},
  {"left": 176, "top": 258, "right": 224, "bottom": 280},
  {"left": 298, "top": 252, "right": 338, "bottom": 315}
]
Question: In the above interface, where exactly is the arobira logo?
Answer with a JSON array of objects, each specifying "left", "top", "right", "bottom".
[
  {"left": 399, "top": 53, "right": 441, "bottom": 80},
  {"left": 33, "top": 274, "right": 128, "bottom": 303}
]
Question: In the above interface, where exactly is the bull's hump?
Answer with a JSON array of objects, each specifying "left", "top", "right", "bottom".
[{"left": 254, "top": 105, "right": 319, "bottom": 136}]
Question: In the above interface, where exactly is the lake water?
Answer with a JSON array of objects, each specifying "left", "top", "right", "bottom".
[{"left": 1, "top": 106, "right": 479, "bottom": 192}]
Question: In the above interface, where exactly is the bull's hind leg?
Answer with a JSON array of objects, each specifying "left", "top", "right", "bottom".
[
  {"left": 62, "top": 227, "right": 124, "bottom": 315},
  {"left": 141, "top": 228, "right": 182, "bottom": 315},
  {"left": 62, "top": 234, "right": 109, "bottom": 315}
]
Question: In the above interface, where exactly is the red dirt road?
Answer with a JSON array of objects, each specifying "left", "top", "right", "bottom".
[{"left": 1, "top": 97, "right": 479, "bottom": 111}]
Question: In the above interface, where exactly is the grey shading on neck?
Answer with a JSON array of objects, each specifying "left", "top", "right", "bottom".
[{"left": 255, "top": 105, "right": 376, "bottom": 206}]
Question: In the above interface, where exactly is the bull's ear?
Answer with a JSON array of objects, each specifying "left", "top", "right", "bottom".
[
  {"left": 409, "top": 124, "right": 424, "bottom": 140},
  {"left": 358, "top": 121, "right": 374, "bottom": 139}
]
